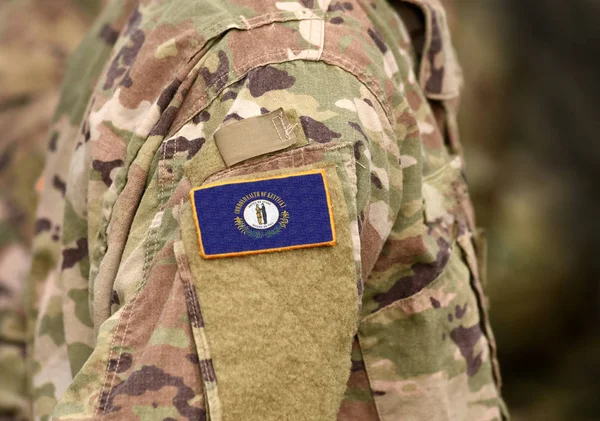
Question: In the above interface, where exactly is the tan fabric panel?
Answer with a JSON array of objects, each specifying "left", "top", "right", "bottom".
[{"left": 180, "top": 162, "right": 358, "bottom": 421}]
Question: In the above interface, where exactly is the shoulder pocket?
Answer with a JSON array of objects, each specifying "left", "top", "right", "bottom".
[
  {"left": 177, "top": 142, "right": 362, "bottom": 421},
  {"left": 358, "top": 156, "right": 507, "bottom": 421}
]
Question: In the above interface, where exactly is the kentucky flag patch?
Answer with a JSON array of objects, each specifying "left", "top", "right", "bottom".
[{"left": 190, "top": 169, "right": 336, "bottom": 258}]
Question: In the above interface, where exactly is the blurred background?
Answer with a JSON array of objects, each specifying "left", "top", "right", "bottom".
[
  {"left": 0, "top": 1, "right": 598, "bottom": 420},
  {"left": 446, "top": 1, "right": 600, "bottom": 420}
]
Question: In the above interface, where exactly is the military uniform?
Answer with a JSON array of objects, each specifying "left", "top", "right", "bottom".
[{"left": 25, "top": 0, "right": 508, "bottom": 420}]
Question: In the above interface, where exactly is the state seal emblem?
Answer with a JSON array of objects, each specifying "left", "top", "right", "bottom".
[
  {"left": 190, "top": 169, "right": 334, "bottom": 258},
  {"left": 234, "top": 193, "right": 289, "bottom": 239}
]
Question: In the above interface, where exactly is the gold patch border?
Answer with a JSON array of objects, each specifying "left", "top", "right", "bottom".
[{"left": 189, "top": 168, "right": 336, "bottom": 259}]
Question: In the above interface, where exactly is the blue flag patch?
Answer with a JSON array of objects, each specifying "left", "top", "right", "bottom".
[{"left": 190, "top": 169, "right": 336, "bottom": 258}]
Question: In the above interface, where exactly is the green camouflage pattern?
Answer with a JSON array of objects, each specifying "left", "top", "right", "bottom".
[
  {"left": 23, "top": 0, "right": 507, "bottom": 420},
  {"left": 0, "top": 1, "right": 108, "bottom": 419}
]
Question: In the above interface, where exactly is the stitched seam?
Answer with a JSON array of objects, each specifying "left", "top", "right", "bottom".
[
  {"left": 173, "top": 49, "right": 392, "bottom": 139},
  {"left": 204, "top": 11, "right": 322, "bottom": 35},
  {"left": 180, "top": 262, "right": 199, "bottom": 329},
  {"left": 271, "top": 114, "right": 285, "bottom": 142},
  {"left": 173, "top": 44, "right": 326, "bottom": 136},
  {"left": 176, "top": 255, "right": 200, "bottom": 347},
  {"left": 178, "top": 250, "right": 201, "bottom": 333},
  {"left": 97, "top": 142, "right": 170, "bottom": 419},
  {"left": 181, "top": 12, "right": 324, "bottom": 65},
  {"left": 176, "top": 248, "right": 221, "bottom": 419},
  {"left": 284, "top": 122, "right": 298, "bottom": 139},
  {"left": 91, "top": 58, "right": 190, "bottom": 339},
  {"left": 317, "top": 0, "right": 331, "bottom": 60},
  {"left": 94, "top": 107, "right": 158, "bottom": 421},
  {"left": 179, "top": 12, "right": 326, "bottom": 89},
  {"left": 94, "top": 310, "right": 122, "bottom": 418},
  {"left": 93, "top": 21, "right": 213, "bottom": 412},
  {"left": 174, "top": 10, "right": 382, "bottom": 131},
  {"left": 189, "top": 272, "right": 215, "bottom": 385},
  {"left": 99, "top": 270, "right": 144, "bottom": 419},
  {"left": 93, "top": 107, "right": 175, "bottom": 419}
]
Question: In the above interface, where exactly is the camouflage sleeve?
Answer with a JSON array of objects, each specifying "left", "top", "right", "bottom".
[
  {"left": 48, "top": 55, "right": 402, "bottom": 419},
  {"left": 28, "top": 0, "right": 507, "bottom": 420}
]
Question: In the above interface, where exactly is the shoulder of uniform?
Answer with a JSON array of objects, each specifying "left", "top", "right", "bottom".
[{"left": 163, "top": 0, "right": 406, "bottom": 134}]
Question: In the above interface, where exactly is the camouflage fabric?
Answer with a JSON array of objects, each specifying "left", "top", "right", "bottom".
[
  {"left": 26, "top": 0, "right": 508, "bottom": 420},
  {"left": 0, "top": 1, "right": 107, "bottom": 419}
]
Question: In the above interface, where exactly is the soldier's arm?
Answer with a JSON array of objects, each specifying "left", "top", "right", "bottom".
[
  {"left": 47, "top": 53, "right": 402, "bottom": 418},
  {"left": 28, "top": 1, "right": 507, "bottom": 419}
]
